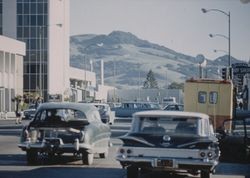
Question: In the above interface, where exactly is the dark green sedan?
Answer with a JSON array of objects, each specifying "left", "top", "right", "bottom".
[{"left": 18, "top": 102, "right": 111, "bottom": 165}]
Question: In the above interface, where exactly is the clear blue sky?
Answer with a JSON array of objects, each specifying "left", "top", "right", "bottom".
[{"left": 70, "top": 0, "right": 250, "bottom": 61}]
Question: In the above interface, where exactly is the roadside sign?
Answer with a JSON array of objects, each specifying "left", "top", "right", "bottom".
[
  {"left": 233, "top": 67, "right": 250, "bottom": 75},
  {"left": 232, "top": 63, "right": 248, "bottom": 68},
  {"left": 48, "top": 94, "right": 62, "bottom": 102}
]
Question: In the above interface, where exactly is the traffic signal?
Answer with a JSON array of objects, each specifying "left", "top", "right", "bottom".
[
  {"left": 221, "top": 67, "right": 227, "bottom": 80},
  {"left": 228, "top": 67, "right": 232, "bottom": 79}
]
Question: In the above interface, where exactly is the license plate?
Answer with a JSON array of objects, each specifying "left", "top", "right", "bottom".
[
  {"left": 45, "top": 138, "right": 60, "bottom": 145},
  {"left": 157, "top": 159, "right": 173, "bottom": 167}
]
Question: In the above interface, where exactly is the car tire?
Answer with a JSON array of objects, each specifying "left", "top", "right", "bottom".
[
  {"left": 82, "top": 152, "right": 94, "bottom": 165},
  {"left": 140, "top": 168, "right": 150, "bottom": 175},
  {"left": 127, "top": 166, "right": 138, "bottom": 178},
  {"left": 26, "top": 149, "right": 38, "bottom": 165},
  {"left": 99, "top": 150, "right": 108, "bottom": 158},
  {"left": 200, "top": 170, "right": 210, "bottom": 178}
]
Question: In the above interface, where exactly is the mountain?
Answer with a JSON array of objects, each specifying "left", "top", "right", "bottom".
[{"left": 70, "top": 31, "right": 244, "bottom": 89}]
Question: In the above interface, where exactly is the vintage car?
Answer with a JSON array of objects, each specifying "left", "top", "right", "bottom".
[
  {"left": 112, "top": 102, "right": 161, "bottom": 117},
  {"left": 218, "top": 118, "right": 250, "bottom": 163},
  {"left": 18, "top": 102, "right": 111, "bottom": 165},
  {"left": 116, "top": 111, "right": 220, "bottom": 178},
  {"left": 163, "top": 103, "right": 184, "bottom": 111},
  {"left": 90, "top": 103, "right": 115, "bottom": 125},
  {"left": 22, "top": 104, "right": 36, "bottom": 120}
]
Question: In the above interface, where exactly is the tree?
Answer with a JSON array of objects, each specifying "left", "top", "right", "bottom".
[
  {"left": 168, "top": 82, "right": 184, "bottom": 90},
  {"left": 143, "top": 70, "right": 158, "bottom": 89}
]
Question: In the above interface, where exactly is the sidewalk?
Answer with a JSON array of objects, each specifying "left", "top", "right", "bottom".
[{"left": 0, "top": 112, "right": 16, "bottom": 120}]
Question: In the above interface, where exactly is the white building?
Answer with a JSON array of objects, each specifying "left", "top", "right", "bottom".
[
  {"left": 0, "top": 35, "right": 25, "bottom": 112},
  {"left": 1, "top": 0, "right": 70, "bottom": 101},
  {"left": 1, "top": 0, "right": 99, "bottom": 102}
]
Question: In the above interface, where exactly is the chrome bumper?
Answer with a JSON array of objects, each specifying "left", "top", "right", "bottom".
[
  {"left": 117, "top": 155, "right": 218, "bottom": 170},
  {"left": 18, "top": 138, "right": 91, "bottom": 152}
]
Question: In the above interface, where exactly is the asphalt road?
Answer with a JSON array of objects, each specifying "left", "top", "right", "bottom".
[{"left": 0, "top": 118, "right": 249, "bottom": 178}]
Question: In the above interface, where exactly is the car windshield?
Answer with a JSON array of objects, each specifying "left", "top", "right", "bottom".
[
  {"left": 149, "top": 103, "right": 161, "bottom": 109},
  {"left": 132, "top": 116, "right": 199, "bottom": 135},
  {"left": 34, "top": 108, "right": 87, "bottom": 122},
  {"left": 29, "top": 104, "right": 36, "bottom": 109},
  {"left": 94, "top": 105, "right": 106, "bottom": 110}
]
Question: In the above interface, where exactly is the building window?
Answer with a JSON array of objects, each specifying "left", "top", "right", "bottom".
[
  {"left": 23, "top": 27, "right": 29, "bottom": 37},
  {"left": 209, "top": 92, "right": 218, "bottom": 104},
  {"left": 198, "top": 91, "right": 207, "bottom": 104},
  {"left": 23, "top": 15, "right": 30, "bottom": 26},
  {"left": 17, "top": 15, "right": 23, "bottom": 26},
  {"left": 30, "top": 27, "right": 36, "bottom": 37},
  {"left": 23, "top": 3, "right": 30, "bottom": 14},
  {"left": 17, "top": 3, "right": 23, "bottom": 14},
  {"left": 37, "top": 3, "right": 43, "bottom": 14},
  {"left": 30, "top": 39, "right": 36, "bottom": 49},
  {"left": 17, "top": 27, "right": 23, "bottom": 37},
  {"left": 30, "top": 3, "right": 37, "bottom": 14},
  {"left": 37, "top": 15, "right": 43, "bottom": 25}
]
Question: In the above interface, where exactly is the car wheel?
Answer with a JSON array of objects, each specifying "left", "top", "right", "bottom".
[
  {"left": 82, "top": 152, "right": 94, "bottom": 165},
  {"left": 200, "top": 170, "right": 210, "bottom": 178},
  {"left": 48, "top": 152, "right": 55, "bottom": 159},
  {"left": 26, "top": 149, "right": 38, "bottom": 165},
  {"left": 140, "top": 168, "right": 150, "bottom": 175},
  {"left": 99, "top": 150, "right": 108, "bottom": 158},
  {"left": 127, "top": 166, "right": 138, "bottom": 178}
]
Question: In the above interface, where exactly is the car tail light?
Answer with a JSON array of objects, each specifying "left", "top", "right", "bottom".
[
  {"left": 120, "top": 148, "right": 125, "bottom": 154},
  {"left": 127, "top": 149, "right": 132, "bottom": 154},
  {"left": 200, "top": 152, "right": 206, "bottom": 158},
  {"left": 207, "top": 152, "right": 213, "bottom": 158},
  {"left": 79, "top": 131, "right": 85, "bottom": 142},
  {"left": 24, "top": 129, "right": 30, "bottom": 141}
]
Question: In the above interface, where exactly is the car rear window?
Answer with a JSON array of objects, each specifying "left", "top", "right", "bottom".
[
  {"left": 35, "top": 108, "right": 87, "bottom": 122},
  {"left": 132, "top": 116, "right": 199, "bottom": 135}
]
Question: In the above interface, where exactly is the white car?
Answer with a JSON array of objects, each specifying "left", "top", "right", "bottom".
[
  {"left": 22, "top": 104, "right": 36, "bottom": 120},
  {"left": 116, "top": 111, "right": 220, "bottom": 178},
  {"left": 90, "top": 103, "right": 115, "bottom": 125}
]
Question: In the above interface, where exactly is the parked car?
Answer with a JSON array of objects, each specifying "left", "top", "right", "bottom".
[
  {"left": 90, "top": 103, "right": 115, "bottom": 125},
  {"left": 217, "top": 118, "right": 250, "bottom": 163},
  {"left": 116, "top": 111, "right": 219, "bottom": 178},
  {"left": 162, "top": 97, "right": 176, "bottom": 107},
  {"left": 112, "top": 101, "right": 161, "bottom": 117},
  {"left": 108, "top": 102, "right": 122, "bottom": 109},
  {"left": 18, "top": 102, "right": 111, "bottom": 165},
  {"left": 22, "top": 104, "right": 36, "bottom": 120},
  {"left": 163, "top": 103, "right": 184, "bottom": 111}
]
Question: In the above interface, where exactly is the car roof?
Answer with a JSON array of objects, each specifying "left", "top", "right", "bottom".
[
  {"left": 90, "top": 103, "right": 108, "bottom": 106},
  {"left": 133, "top": 110, "right": 209, "bottom": 119},
  {"left": 122, "top": 101, "right": 159, "bottom": 104},
  {"left": 163, "top": 103, "right": 184, "bottom": 108},
  {"left": 37, "top": 102, "right": 97, "bottom": 114}
]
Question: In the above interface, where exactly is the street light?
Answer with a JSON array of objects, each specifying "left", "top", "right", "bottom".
[
  {"left": 213, "top": 49, "right": 228, "bottom": 54},
  {"left": 209, "top": 33, "right": 229, "bottom": 40},
  {"left": 0, "top": 87, "right": 4, "bottom": 113},
  {"left": 84, "top": 55, "right": 87, "bottom": 101},
  {"left": 201, "top": 8, "right": 231, "bottom": 68}
]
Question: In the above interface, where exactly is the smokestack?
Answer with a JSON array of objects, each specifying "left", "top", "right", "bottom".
[
  {"left": 90, "top": 60, "right": 93, "bottom": 72},
  {"left": 101, "top": 60, "right": 104, "bottom": 85}
]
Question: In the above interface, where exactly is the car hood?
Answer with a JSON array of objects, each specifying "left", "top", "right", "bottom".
[
  {"left": 24, "top": 109, "right": 36, "bottom": 112},
  {"left": 120, "top": 133, "right": 216, "bottom": 149}
]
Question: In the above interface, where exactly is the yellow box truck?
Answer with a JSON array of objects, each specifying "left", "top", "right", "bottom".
[{"left": 184, "top": 79, "right": 233, "bottom": 129}]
